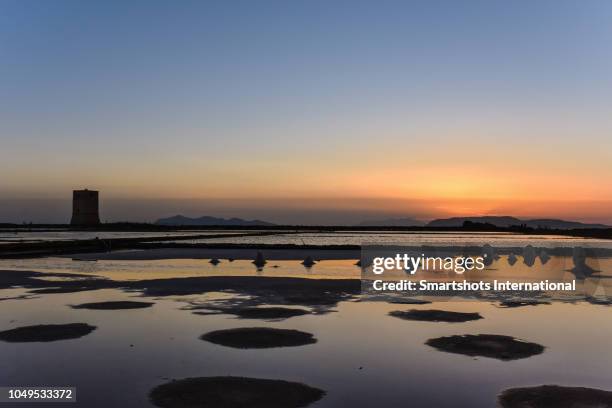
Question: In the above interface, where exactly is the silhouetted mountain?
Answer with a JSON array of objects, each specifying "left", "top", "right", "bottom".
[
  {"left": 357, "top": 217, "right": 425, "bottom": 227},
  {"left": 427, "top": 216, "right": 609, "bottom": 229},
  {"left": 155, "top": 215, "right": 275, "bottom": 226},
  {"left": 427, "top": 216, "right": 521, "bottom": 228},
  {"left": 525, "top": 219, "right": 610, "bottom": 229}
]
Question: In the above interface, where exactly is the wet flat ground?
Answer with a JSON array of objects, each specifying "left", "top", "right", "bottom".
[{"left": 1, "top": 259, "right": 611, "bottom": 407}]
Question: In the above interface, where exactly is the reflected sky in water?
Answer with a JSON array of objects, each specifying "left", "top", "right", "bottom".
[
  {"left": 0, "top": 253, "right": 612, "bottom": 408},
  {"left": 146, "top": 232, "right": 612, "bottom": 247},
  {"left": 1, "top": 232, "right": 611, "bottom": 407},
  {"left": 1, "top": 283, "right": 612, "bottom": 407}
]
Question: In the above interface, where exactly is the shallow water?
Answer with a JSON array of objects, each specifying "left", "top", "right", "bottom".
[
  {"left": 2, "top": 255, "right": 611, "bottom": 301},
  {"left": 0, "top": 229, "right": 246, "bottom": 244},
  {"left": 1, "top": 257, "right": 611, "bottom": 407},
  {"left": 0, "top": 258, "right": 361, "bottom": 280},
  {"left": 145, "top": 231, "right": 612, "bottom": 247},
  {"left": 1, "top": 231, "right": 611, "bottom": 407}
]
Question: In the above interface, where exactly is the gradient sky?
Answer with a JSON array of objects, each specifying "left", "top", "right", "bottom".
[{"left": 1, "top": 0, "right": 611, "bottom": 224}]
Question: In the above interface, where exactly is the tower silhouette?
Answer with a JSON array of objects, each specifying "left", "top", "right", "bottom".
[{"left": 71, "top": 189, "right": 100, "bottom": 226}]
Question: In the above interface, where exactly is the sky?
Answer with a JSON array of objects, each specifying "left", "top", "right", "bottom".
[{"left": 1, "top": 0, "right": 611, "bottom": 224}]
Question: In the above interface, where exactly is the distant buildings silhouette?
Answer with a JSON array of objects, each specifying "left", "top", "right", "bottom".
[{"left": 71, "top": 189, "right": 100, "bottom": 226}]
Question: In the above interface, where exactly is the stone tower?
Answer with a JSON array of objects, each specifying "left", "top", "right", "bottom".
[{"left": 71, "top": 189, "right": 100, "bottom": 226}]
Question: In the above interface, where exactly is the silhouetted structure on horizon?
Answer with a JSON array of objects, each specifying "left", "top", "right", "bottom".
[{"left": 71, "top": 189, "right": 100, "bottom": 226}]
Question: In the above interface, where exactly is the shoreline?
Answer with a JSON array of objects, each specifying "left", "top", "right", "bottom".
[
  {"left": 65, "top": 247, "right": 361, "bottom": 261},
  {"left": 3, "top": 243, "right": 612, "bottom": 261}
]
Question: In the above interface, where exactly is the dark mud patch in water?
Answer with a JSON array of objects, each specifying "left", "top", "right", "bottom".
[
  {"left": 0, "top": 272, "right": 360, "bottom": 309},
  {"left": 132, "top": 276, "right": 359, "bottom": 301},
  {"left": 389, "top": 298, "right": 431, "bottom": 305},
  {"left": 497, "top": 300, "right": 551, "bottom": 308},
  {"left": 281, "top": 292, "right": 347, "bottom": 306},
  {"left": 29, "top": 286, "right": 104, "bottom": 294},
  {"left": 499, "top": 385, "right": 612, "bottom": 408},
  {"left": 195, "top": 306, "right": 310, "bottom": 320},
  {"left": 0, "top": 294, "right": 38, "bottom": 302},
  {"left": 150, "top": 376, "right": 325, "bottom": 408},
  {"left": 71, "top": 301, "right": 154, "bottom": 310},
  {"left": 389, "top": 309, "right": 482, "bottom": 322},
  {"left": 201, "top": 327, "right": 317, "bottom": 349},
  {"left": 0, "top": 270, "right": 110, "bottom": 291},
  {"left": 0, "top": 323, "right": 96, "bottom": 342},
  {"left": 426, "top": 334, "right": 544, "bottom": 360}
]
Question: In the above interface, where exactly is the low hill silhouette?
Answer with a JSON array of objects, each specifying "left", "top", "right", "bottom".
[
  {"left": 427, "top": 216, "right": 609, "bottom": 229},
  {"left": 155, "top": 215, "right": 275, "bottom": 227}
]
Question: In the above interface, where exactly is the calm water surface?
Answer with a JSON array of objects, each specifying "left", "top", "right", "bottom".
[
  {"left": 1, "top": 232, "right": 611, "bottom": 407},
  {"left": 0, "top": 230, "right": 245, "bottom": 244},
  {"left": 1, "top": 283, "right": 611, "bottom": 407},
  {"left": 147, "top": 232, "right": 612, "bottom": 247}
]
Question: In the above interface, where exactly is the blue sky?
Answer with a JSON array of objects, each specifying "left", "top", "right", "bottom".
[{"left": 1, "top": 0, "right": 611, "bottom": 223}]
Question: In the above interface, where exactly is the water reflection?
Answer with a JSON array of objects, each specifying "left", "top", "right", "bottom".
[
  {"left": 523, "top": 245, "right": 537, "bottom": 266},
  {"left": 1, "top": 250, "right": 611, "bottom": 407},
  {"left": 1, "top": 282, "right": 612, "bottom": 407},
  {"left": 507, "top": 253, "right": 517, "bottom": 266}
]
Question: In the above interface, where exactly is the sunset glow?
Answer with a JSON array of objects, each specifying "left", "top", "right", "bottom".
[{"left": 1, "top": 1, "right": 611, "bottom": 224}]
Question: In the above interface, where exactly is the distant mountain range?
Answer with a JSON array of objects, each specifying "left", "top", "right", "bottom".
[
  {"left": 155, "top": 215, "right": 276, "bottom": 226},
  {"left": 426, "top": 216, "right": 609, "bottom": 229},
  {"left": 156, "top": 214, "right": 609, "bottom": 229},
  {"left": 357, "top": 217, "right": 425, "bottom": 227}
]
